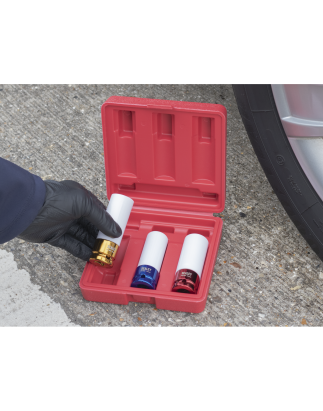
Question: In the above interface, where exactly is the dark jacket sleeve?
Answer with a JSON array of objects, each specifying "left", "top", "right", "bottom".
[{"left": 0, "top": 158, "right": 46, "bottom": 243}]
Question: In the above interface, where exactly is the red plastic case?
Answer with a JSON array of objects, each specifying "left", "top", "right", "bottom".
[{"left": 79, "top": 96, "right": 226, "bottom": 313}]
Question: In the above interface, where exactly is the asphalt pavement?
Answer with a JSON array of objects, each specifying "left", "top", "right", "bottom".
[{"left": 1, "top": 84, "right": 323, "bottom": 327}]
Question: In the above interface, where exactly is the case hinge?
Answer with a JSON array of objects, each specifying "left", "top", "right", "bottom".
[{"left": 132, "top": 206, "right": 214, "bottom": 218}]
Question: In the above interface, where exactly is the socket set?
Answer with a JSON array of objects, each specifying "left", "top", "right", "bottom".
[{"left": 79, "top": 96, "right": 226, "bottom": 313}]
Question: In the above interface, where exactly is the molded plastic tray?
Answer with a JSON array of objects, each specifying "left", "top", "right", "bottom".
[{"left": 79, "top": 96, "right": 226, "bottom": 313}]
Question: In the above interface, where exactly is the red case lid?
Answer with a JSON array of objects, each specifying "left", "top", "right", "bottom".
[{"left": 101, "top": 96, "right": 226, "bottom": 215}]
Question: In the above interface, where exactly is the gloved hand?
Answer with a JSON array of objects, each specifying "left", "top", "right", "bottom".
[{"left": 18, "top": 180, "right": 122, "bottom": 261}]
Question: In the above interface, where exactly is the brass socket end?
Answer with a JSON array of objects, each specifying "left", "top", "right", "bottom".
[{"left": 89, "top": 239, "right": 119, "bottom": 268}]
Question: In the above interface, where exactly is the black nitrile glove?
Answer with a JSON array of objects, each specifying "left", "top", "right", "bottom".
[{"left": 18, "top": 180, "right": 122, "bottom": 261}]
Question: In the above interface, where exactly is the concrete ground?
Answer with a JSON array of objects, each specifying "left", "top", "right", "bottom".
[{"left": 1, "top": 84, "right": 322, "bottom": 327}]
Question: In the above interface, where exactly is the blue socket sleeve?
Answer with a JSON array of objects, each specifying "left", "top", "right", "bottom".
[{"left": 131, "top": 265, "right": 160, "bottom": 290}]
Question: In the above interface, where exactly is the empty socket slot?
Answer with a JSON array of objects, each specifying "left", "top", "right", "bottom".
[
  {"left": 119, "top": 110, "right": 134, "bottom": 137},
  {"left": 157, "top": 113, "right": 173, "bottom": 141},
  {"left": 115, "top": 110, "right": 137, "bottom": 177},
  {"left": 101, "top": 272, "right": 118, "bottom": 285},
  {"left": 192, "top": 116, "right": 215, "bottom": 184},
  {"left": 87, "top": 265, "right": 118, "bottom": 286},
  {"left": 153, "top": 113, "right": 175, "bottom": 180},
  {"left": 198, "top": 117, "right": 212, "bottom": 142}
]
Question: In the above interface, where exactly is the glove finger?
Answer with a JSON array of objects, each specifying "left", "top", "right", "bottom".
[
  {"left": 50, "top": 233, "right": 92, "bottom": 261},
  {"left": 84, "top": 194, "right": 122, "bottom": 238},
  {"left": 67, "top": 222, "right": 97, "bottom": 249},
  {"left": 78, "top": 217, "right": 99, "bottom": 239}
]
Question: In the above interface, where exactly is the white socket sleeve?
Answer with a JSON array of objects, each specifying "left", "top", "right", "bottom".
[
  {"left": 176, "top": 234, "right": 209, "bottom": 278},
  {"left": 137, "top": 231, "right": 168, "bottom": 272},
  {"left": 97, "top": 194, "right": 134, "bottom": 246}
]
